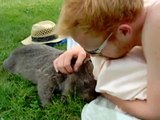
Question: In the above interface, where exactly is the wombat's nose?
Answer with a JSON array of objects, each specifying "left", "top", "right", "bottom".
[
  {"left": 3, "top": 59, "right": 9, "bottom": 70},
  {"left": 3, "top": 59, "right": 15, "bottom": 73}
]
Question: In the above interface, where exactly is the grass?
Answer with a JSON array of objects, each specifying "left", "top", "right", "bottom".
[{"left": 0, "top": 0, "right": 85, "bottom": 120}]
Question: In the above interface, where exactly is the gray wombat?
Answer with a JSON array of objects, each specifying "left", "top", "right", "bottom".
[{"left": 3, "top": 44, "right": 98, "bottom": 106}]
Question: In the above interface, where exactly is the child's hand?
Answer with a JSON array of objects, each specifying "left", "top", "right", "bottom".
[{"left": 53, "top": 45, "right": 88, "bottom": 74}]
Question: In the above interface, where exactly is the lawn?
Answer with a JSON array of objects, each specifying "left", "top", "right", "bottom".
[{"left": 0, "top": 0, "right": 85, "bottom": 120}]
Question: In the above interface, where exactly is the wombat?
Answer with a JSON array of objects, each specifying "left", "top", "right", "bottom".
[{"left": 3, "top": 44, "right": 98, "bottom": 106}]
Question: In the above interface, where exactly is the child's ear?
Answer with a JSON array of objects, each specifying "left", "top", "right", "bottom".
[{"left": 116, "top": 24, "right": 132, "bottom": 41}]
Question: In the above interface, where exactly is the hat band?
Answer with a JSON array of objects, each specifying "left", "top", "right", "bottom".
[{"left": 32, "top": 35, "right": 58, "bottom": 42}]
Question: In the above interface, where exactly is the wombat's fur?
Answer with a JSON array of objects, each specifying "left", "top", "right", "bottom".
[{"left": 3, "top": 44, "right": 98, "bottom": 106}]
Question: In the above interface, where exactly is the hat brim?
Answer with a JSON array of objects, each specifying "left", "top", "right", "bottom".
[{"left": 21, "top": 35, "right": 64, "bottom": 45}]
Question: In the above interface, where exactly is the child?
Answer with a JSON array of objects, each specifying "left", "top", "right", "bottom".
[{"left": 54, "top": 0, "right": 160, "bottom": 119}]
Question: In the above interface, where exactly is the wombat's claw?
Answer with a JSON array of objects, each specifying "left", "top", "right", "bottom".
[{"left": 60, "top": 95, "right": 67, "bottom": 103}]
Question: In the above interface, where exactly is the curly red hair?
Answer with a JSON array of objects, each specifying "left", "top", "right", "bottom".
[{"left": 55, "top": 0, "right": 143, "bottom": 36}]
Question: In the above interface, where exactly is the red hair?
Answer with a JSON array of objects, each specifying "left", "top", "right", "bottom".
[{"left": 55, "top": 0, "right": 143, "bottom": 36}]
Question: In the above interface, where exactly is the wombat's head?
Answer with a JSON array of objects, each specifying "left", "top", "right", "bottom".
[
  {"left": 3, "top": 46, "right": 34, "bottom": 73},
  {"left": 74, "top": 59, "right": 98, "bottom": 102},
  {"left": 3, "top": 52, "right": 18, "bottom": 73}
]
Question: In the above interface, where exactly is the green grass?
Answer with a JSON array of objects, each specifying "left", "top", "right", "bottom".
[{"left": 0, "top": 0, "right": 85, "bottom": 120}]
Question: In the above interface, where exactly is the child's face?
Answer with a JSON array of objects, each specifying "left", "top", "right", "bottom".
[{"left": 72, "top": 29, "right": 134, "bottom": 59}]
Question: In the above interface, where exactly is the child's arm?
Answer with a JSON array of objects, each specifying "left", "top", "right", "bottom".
[
  {"left": 141, "top": 2, "right": 160, "bottom": 119},
  {"left": 102, "top": 93, "right": 159, "bottom": 120}
]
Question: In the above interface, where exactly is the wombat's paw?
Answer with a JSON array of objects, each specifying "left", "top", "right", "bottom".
[
  {"left": 41, "top": 100, "right": 52, "bottom": 107},
  {"left": 60, "top": 95, "right": 68, "bottom": 103}
]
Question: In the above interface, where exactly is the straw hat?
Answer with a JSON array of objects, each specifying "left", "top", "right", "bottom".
[{"left": 21, "top": 20, "right": 64, "bottom": 45}]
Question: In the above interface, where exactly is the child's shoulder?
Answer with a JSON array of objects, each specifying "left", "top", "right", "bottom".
[{"left": 144, "top": 0, "right": 160, "bottom": 7}]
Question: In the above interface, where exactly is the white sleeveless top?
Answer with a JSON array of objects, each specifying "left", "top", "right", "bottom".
[{"left": 91, "top": 47, "right": 147, "bottom": 100}]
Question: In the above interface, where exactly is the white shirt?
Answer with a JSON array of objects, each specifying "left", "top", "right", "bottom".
[{"left": 91, "top": 47, "right": 147, "bottom": 100}]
